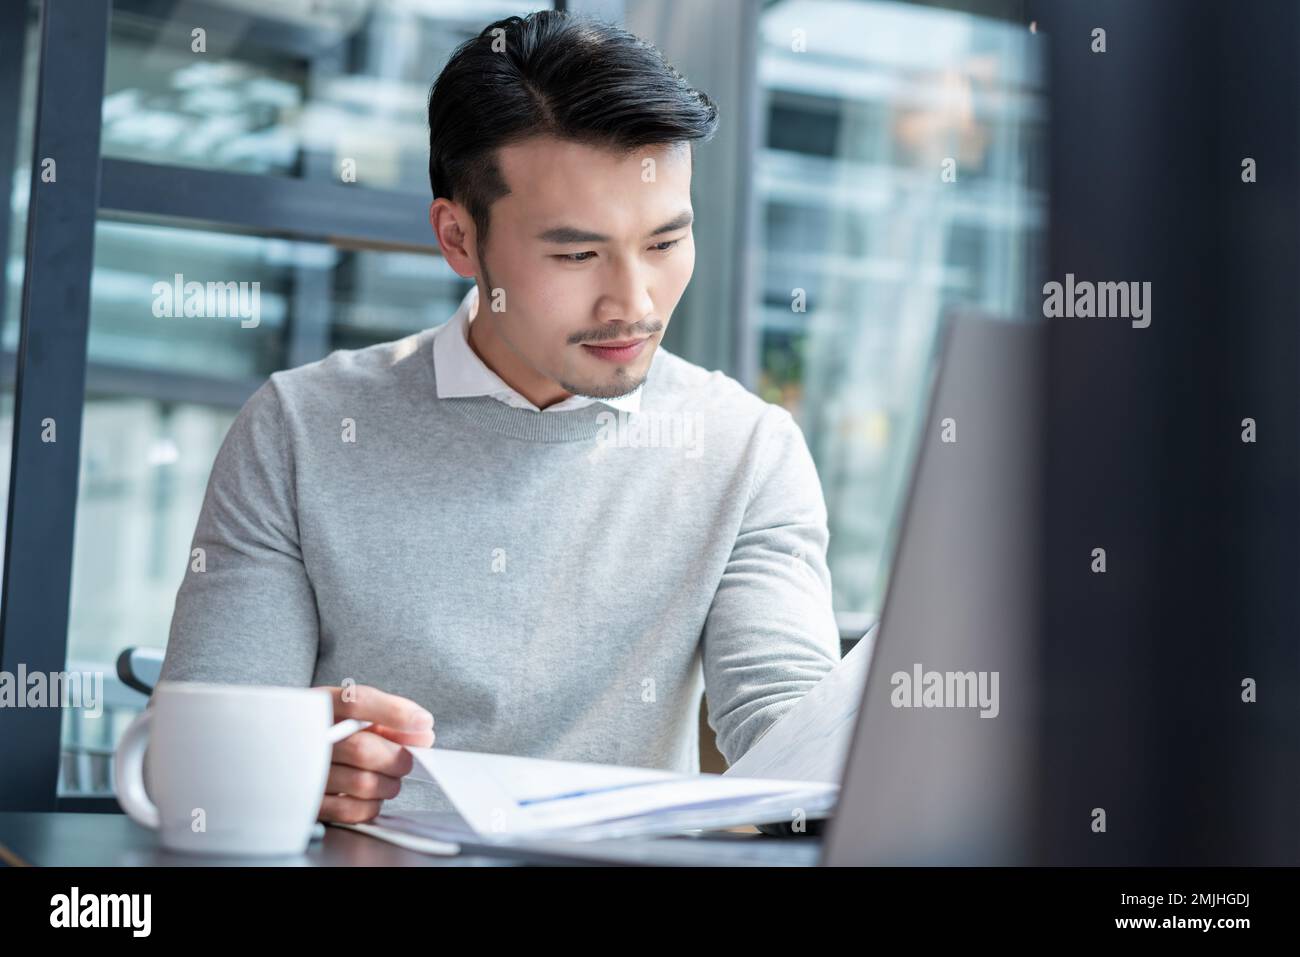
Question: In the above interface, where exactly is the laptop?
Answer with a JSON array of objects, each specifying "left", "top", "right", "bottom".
[{"left": 449, "top": 314, "right": 1045, "bottom": 866}]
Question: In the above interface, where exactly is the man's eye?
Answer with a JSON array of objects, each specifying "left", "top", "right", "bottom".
[{"left": 555, "top": 240, "right": 679, "bottom": 263}]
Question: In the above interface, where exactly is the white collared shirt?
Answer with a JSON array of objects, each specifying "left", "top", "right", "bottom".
[{"left": 432, "top": 285, "right": 643, "bottom": 414}]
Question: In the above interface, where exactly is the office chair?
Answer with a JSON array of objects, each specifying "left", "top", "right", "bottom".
[{"left": 116, "top": 646, "right": 165, "bottom": 696}]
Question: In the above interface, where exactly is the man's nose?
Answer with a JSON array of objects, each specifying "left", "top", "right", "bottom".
[{"left": 595, "top": 257, "right": 655, "bottom": 326}]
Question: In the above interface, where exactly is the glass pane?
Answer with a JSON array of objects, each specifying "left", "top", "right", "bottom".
[
  {"left": 82, "top": 221, "right": 293, "bottom": 377},
  {"left": 58, "top": 221, "right": 464, "bottom": 796},
  {"left": 61, "top": 398, "right": 237, "bottom": 797},
  {"left": 755, "top": 0, "right": 1046, "bottom": 622},
  {"left": 101, "top": 0, "right": 539, "bottom": 192},
  {"left": 30, "top": 219, "right": 470, "bottom": 382}
]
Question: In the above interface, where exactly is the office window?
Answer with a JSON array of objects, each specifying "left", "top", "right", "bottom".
[
  {"left": 102, "top": 0, "right": 539, "bottom": 191},
  {"left": 753, "top": 0, "right": 1045, "bottom": 624},
  {"left": 58, "top": 220, "right": 471, "bottom": 796},
  {"left": 53, "top": 0, "right": 535, "bottom": 798}
]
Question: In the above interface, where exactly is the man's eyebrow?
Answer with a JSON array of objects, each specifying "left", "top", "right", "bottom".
[{"left": 535, "top": 210, "right": 694, "bottom": 244}]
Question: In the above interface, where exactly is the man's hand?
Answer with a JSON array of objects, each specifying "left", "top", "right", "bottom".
[{"left": 316, "top": 684, "right": 435, "bottom": 824}]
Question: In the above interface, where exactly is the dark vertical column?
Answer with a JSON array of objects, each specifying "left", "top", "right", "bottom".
[
  {"left": 1209, "top": 0, "right": 1300, "bottom": 867},
  {"left": 0, "top": 0, "right": 111, "bottom": 811},
  {"left": 1034, "top": 0, "right": 1300, "bottom": 864}
]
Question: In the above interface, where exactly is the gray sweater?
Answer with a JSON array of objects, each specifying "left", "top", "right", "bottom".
[{"left": 159, "top": 324, "right": 841, "bottom": 813}]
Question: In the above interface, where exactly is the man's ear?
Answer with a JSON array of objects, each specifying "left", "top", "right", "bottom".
[{"left": 429, "top": 199, "right": 476, "bottom": 279}]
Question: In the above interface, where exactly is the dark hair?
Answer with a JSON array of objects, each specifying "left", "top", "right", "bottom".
[{"left": 427, "top": 10, "right": 719, "bottom": 255}]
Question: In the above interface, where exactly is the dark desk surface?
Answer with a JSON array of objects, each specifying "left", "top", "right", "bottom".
[
  {"left": 0, "top": 812, "right": 520, "bottom": 867},
  {"left": 0, "top": 812, "right": 806, "bottom": 867}
]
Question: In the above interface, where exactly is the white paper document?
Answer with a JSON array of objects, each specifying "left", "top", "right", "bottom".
[
  {"left": 384, "top": 627, "right": 874, "bottom": 844},
  {"left": 723, "top": 624, "right": 875, "bottom": 784},
  {"left": 401, "top": 747, "right": 837, "bottom": 842}
]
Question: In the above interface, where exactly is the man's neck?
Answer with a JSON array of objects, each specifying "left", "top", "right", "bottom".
[{"left": 466, "top": 291, "right": 575, "bottom": 410}]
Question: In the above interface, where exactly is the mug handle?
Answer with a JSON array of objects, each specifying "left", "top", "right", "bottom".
[
  {"left": 114, "top": 708, "right": 160, "bottom": 829},
  {"left": 326, "top": 718, "right": 373, "bottom": 745}
]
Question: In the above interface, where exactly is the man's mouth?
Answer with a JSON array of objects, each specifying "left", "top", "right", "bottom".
[{"left": 582, "top": 338, "right": 649, "bottom": 362}]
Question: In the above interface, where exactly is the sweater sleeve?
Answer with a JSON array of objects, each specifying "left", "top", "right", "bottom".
[
  {"left": 700, "top": 404, "right": 842, "bottom": 767},
  {"left": 159, "top": 377, "right": 321, "bottom": 688}
]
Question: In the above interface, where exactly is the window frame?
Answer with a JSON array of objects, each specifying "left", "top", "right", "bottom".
[{"left": 0, "top": 0, "right": 562, "bottom": 813}]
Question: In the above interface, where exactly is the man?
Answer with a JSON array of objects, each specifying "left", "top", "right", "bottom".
[{"left": 160, "top": 9, "right": 841, "bottom": 825}]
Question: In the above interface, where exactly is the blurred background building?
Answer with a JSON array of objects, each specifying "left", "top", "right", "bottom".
[{"left": 0, "top": 0, "right": 1042, "bottom": 806}]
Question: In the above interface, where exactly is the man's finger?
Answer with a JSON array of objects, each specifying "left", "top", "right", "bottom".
[
  {"left": 327, "top": 684, "right": 433, "bottom": 732},
  {"left": 326, "top": 764, "right": 403, "bottom": 801},
  {"left": 319, "top": 793, "right": 383, "bottom": 825},
  {"left": 332, "top": 730, "right": 415, "bottom": 778},
  {"left": 367, "top": 724, "right": 436, "bottom": 748}
]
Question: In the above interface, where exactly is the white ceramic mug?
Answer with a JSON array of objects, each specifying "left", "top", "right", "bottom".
[{"left": 114, "top": 682, "right": 369, "bottom": 856}]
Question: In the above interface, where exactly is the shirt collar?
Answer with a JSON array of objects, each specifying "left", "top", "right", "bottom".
[{"left": 432, "top": 285, "right": 643, "bottom": 414}]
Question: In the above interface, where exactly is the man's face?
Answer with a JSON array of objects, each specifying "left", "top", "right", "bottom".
[{"left": 437, "top": 135, "right": 696, "bottom": 406}]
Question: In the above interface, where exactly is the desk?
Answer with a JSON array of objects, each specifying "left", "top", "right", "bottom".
[
  {"left": 0, "top": 812, "right": 511, "bottom": 866},
  {"left": 0, "top": 812, "right": 815, "bottom": 867}
]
